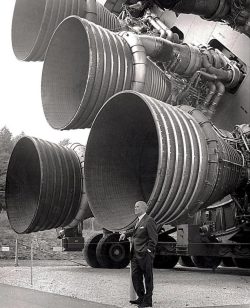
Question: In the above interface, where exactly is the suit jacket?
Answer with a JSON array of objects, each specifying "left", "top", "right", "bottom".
[{"left": 126, "top": 214, "right": 158, "bottom": 259}]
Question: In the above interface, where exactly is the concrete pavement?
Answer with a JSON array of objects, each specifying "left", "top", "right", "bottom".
[
  {"left": 0, "top": 283, "right": 118, "bottom": 308},
  {"left": 0, "top": 283, "right": 249, "bottom": 308},
  {"left": 196, "top": 306, "right": 250, "bottom": 308}
]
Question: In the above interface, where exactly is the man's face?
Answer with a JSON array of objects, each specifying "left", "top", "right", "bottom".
[{"left": 134, "top": 201, "right": 147, "bottom": 216}]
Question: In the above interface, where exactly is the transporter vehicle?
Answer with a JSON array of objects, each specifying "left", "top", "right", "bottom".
[{"left": 5, "top": 0, "right": 250, "bottom": 270}]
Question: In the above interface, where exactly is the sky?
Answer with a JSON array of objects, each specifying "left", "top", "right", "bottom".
[{"left": 0, "top": 0, "right": 92, "bottom": 145}]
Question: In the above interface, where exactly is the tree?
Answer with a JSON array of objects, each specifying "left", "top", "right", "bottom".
[
  {"left": 0, "top": 126, "right": 13, "bottom": 154},
  {"left": 12, "top": 131, "right": 26, "bottom": 146},
  {"left": 0, "top": 126, "right": 13, "bottom": 210},
  {"left": 0, "top": 127, "right": 26, "bottom": 210},
  {"left": 58, "top": 138, "right": 70, "bottom": 147},
  {"left": 0, "top": 151, "right": 9, "bottom": 210}
]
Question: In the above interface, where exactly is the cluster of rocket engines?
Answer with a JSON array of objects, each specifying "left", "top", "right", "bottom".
[{"left": 6, "top": 0, "right": 250, "bottom": 235}]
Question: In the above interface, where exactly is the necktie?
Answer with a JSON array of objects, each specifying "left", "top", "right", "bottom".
[{"left": 135, "top": 218, "right": 140, "bottom": 229}]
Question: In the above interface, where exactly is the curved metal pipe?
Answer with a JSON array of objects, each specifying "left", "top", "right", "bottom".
[
  {"left": 133, "top": 30, "right": 240, "bottom": 86},
  {"left": 208, "top": 66, "right": 233, "bottom": 83},
  {"left": 206, "top": 81, "right": 225, "bottom": 119},
  {"left": 85, "top": 91, "right": 246, "bottom": 231},
  {"left": 139, "top": 35, "right": 175, "bottom": 62},
  {"left": 137, "top": 36, "right": 195, "bottom": 75},
  {"left": 42, "top": 18, "right": 171, "bottom": 129},
  {"left": 11, "top": 0, "right": 121, "bottom": 61},
  {"left": 151, "top": 4, "right": 178, "bottom": 30},
  {"left": 145, "top": 12, "right": 174, "bottom": 39},
  {"left": 202, "top": 54, "right": 233, "bottom": 83},
  {"left": 175, "top": 0, "right": 221, "bottom": 16},
  {"left": 139, "top": 38, "right": 239, "bottom": 86},
  {"left": 5, "top": 137, "right": 83, "bottom": 234},
  {"left": 147, "top": 15, "right": 166, "bottom": 38},
  {"left": 203, "top": 81, "right": 217, "bottom": 107},
  {"left": 156, "top": 0, "right": 229, "bottom": 20},
  {"left": 154, "top": 17, "right": 174, "bottom": 41}
]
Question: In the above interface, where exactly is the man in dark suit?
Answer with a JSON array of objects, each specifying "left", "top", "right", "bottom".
[{"left": 119, "top": 201, "right": 158, "bottom": 307}]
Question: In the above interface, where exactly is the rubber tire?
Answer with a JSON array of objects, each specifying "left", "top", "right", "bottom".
[
  {"left": 154, "top": 234, "right": 179, "bottom": 269},
  {"left": 191, "top": 256, "right": 221, "bottom": 269},
  {"left": 179, "top": 256, "right": 195, "bottom": 267},
  {"left": 233, "top": 258, "right": 250, "bottom": 268},
  {"left": 96, "top": 233, "right": 130, "bottom": 269},
  {"left": 83, "top": 233, "right": 103, "bottom": 268},
  {"left": 221, "top": 257, "right": 235, "bottom": 267}
]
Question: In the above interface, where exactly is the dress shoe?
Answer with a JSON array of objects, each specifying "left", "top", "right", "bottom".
[
  {"left": 129, "top": 297, "right": 144, "bottom": 305},
  {"left": 138, "top": 302, "right": 152, "bottom": 307}
]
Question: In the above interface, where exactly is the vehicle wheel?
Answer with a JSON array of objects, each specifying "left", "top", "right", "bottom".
[
  {"left": 154, "top": 234, "right": 179, "bottom": 269},
  {"left": 83, "top": 233, "right": 103, "bottom": 268},
  {"left": 191, "top": 256, "right": 221, "bottom": 269},
  {"left": 233, "top": 258, "right": 250, "bottom": 268},
  {"left": 96, "top": 233, "right": 130, "bottom": 268},
  {"left": 221, "top": 257, "right": 235, "bottom": 267},
  {"left": 179, "top": 256, "right": 195, "bottom": 267}
]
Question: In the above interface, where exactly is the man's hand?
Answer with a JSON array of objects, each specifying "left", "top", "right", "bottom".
[{"left": 119, "top": 231, "right": 126, "bottom": 241}]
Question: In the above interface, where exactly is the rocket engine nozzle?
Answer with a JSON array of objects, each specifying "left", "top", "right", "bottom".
[
  {"left": 5, "top": 137, "right": 92, "bottom": 234},
  {"left": 84, "top": 91, "right": 247, "bottom": 231}
]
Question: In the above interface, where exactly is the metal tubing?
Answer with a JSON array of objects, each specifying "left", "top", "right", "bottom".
[
  {"left": 147, "top": 15, "right": 167, "bottom": 38},
  {"left": 203, "top": 82, "right": 217, "bottom": 107},
  {"left": 41, "top": 18, "right": 171, "bottom": 129},
  {"left": 139, "top": 35, "right": 174, "bottom": 62},
  {"left": 11, "top": 0, "right": 121, "bottom": 61},
  {"left": 85, "top": 91, "right": 246, "bottom": 231},
  {"left": 202, "top": 55, "right": 232, "bottom": 83},
  {"left": 156, "top": 0, "right": 229, "bottom": 20},
  {"left": 137, "top": 35, "right": 193, "bottom": 74},
  {"left": 206, "top": 81, "right": 225, "bottom": 119},
  {"left": 137, "top": 35, "right": 238, "bottom": 86},
  {"left": 5, "top": 137, "right": 83, "bottom": 234},
  {"left": 153, "top": 17, "right": 174, "bottom": 41}
]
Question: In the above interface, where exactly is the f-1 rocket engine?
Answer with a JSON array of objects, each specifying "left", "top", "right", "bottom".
[{"left": 5, "top": 0, "right": 250, "bottom": 238}]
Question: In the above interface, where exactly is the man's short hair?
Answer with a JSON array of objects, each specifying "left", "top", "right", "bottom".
[{"left": 135, "top": 201, "right": 148, "bottom": 207}]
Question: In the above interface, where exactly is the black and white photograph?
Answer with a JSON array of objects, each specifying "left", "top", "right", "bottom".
[{"left": 0, "top": 1, "right": 250, "bottom": 307}]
